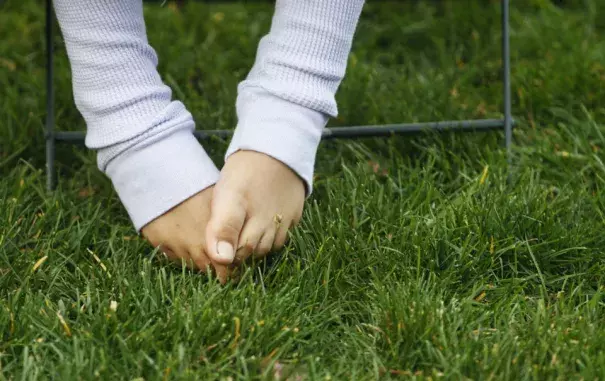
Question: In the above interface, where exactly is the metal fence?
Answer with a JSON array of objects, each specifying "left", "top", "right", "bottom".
[{"left": 44, "top": 0, "right": 513, "bottom": 191}]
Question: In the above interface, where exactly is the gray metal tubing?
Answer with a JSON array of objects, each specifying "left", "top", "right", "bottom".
[
  {"left": 53, "top": 119, "right": 507, "bottom": 143},
  {"left": 45, "top": 0, "right": 55, "bottom": 191},
  {"left": 502, "top": 0, "right": 513, "bottom": 157},
  {"left": 320, "top": 119, "right": 506, "bottom": 139}
]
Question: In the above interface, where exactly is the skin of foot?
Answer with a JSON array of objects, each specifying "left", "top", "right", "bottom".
[
  {"left": 205, "top": 150, "right": 305, "bottom": 266},
  {"left": 140, "top": 186, "right": 232, "bottom": 283}
]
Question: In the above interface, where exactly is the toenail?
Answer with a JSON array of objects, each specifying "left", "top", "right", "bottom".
[{"left": 216, "top": 241, "right": 235, "bottom": 262}]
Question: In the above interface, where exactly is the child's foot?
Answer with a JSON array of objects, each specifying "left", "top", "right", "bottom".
[
  {"left": 205, "top": 150, "right": 305, "bottom": 265},
  {"left": 141, "top": 186, "right": 231, "bottom": 283}
]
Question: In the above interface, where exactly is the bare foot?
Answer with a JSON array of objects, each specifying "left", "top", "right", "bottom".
[
  {"left": 141, "top": 186, "right": 231, "bottom": 283},
  {"left": 205, "top": 150, "right": 305, "bottom": 265}
]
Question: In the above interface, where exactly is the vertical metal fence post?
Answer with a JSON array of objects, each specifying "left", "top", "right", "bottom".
[
  {"left": 45, "top": 0, "right": 56, "bottom": 191},
  {"left": 502, "top": 0, "right": 513, "bottom": 163}
]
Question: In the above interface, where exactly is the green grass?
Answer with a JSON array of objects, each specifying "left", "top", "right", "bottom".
[{"left": 2, "top": 0, "right": 605, "bottom": 379}]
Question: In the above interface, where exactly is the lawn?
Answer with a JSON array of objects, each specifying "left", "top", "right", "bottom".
[{"left": 2, "top": 0, "right": 605, "bottom": 379}]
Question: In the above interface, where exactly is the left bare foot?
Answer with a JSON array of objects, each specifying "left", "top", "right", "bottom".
[{"left": 141, "top": 186, "right": 231, "bottom": 283}]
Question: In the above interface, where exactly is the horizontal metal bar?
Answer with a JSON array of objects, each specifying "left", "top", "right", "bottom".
[
  {"left": 321, "top": 119, "right": 508, "bottom": 139},
  {"left": 54, "top": 118, "right": 513, "bottom": 143},
  {"left": 54, "top": 131, "right": 85, "bottom": 142}
]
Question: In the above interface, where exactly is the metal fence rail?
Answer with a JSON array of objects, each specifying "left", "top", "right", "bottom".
[{"left": 45, "top": 0, "right": 513, "bottom": 190}]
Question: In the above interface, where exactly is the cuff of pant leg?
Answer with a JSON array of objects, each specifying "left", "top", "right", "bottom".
[
  {"left": 226, "top": 86, "right": 328, "bottom": 195},
  {"left": 106, "top": 130, "right": 219, "bottom": 231}
]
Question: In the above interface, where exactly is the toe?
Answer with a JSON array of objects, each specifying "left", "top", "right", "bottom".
[
  {"left": 164, "top": 247, "right": 199, "bottom": 270},
  {"left": 187, "top": 244, "right": 231, "bottom": 282},
  {"left": 254, "top": 228, "right": 276, "bottom": 259},
  {"left": 187, "top": 246, "right": 212, "bottom": 273},
  {"left": 159, "top": 247, "right": 177, "bottom": 263},
  {"left": 272, "top": 225, "right": 289, "bottom": 251},
  {"left": 213, "top": 262, "right": 231, "bottom": 284},
  {"left": 234, "top": 218, "right": 266, "bottom": 264},
  {"left": 206, "top": 187, "right": 247, "bottom": 265}
]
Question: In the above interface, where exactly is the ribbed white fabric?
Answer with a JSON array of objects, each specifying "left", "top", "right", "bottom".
[
  {"left": 52, "top": 0, "right": 364, "bottom": 231},
  {"left": 228, "top": 0, "right": 365, "bottom": 193}
]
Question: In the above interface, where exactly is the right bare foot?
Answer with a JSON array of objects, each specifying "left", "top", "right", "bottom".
[
  {"left": 205, "top": 150, "right": 306, "bottom": 267},
  {"left": 140, "top": 186, "right": 231, "bottom": 283}
]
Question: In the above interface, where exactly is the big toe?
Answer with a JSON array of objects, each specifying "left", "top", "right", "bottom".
[{"left": 205, "top": 187, "right": 247, "bottom": 265}]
